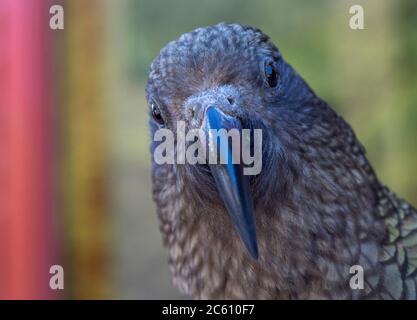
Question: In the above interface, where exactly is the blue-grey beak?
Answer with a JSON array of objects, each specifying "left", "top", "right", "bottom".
[{"left": 203, "top": 106, "right": 258, "bottom": 260}]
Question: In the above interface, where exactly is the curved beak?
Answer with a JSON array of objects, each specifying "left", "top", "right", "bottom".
[{"left": 203, "top": 106, "right": 258, "bottom": 260}]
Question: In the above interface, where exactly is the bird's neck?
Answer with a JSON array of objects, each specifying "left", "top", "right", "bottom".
[
  {"left": 161, "top": 163, "right": 416, "bottom": 299},
  {"left": 162, "top": 170, "right": 385, "bottom": 299}
]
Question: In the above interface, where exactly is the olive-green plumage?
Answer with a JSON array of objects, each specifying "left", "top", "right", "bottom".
[{"left": 374, "top": 187, "right": 417, "bottom": 299}]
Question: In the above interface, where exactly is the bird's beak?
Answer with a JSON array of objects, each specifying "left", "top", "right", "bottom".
[{"left": 203, "top": 106, "right": 258, "bottom": 260}]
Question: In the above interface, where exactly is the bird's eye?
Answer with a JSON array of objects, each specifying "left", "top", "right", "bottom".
[
  {"left": 151, "top": 100, "right": 164, "bottom": 125},
  {"left": 264, "top": 61, "right": 278, "bottom": 88}
]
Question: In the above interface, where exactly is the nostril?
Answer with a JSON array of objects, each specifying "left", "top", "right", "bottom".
[
  {"left": 227, "top": 96, "right": 234, "bottom": 105},
  {"left": 189, "top": 107, "right": 195, "bottom": 118}
]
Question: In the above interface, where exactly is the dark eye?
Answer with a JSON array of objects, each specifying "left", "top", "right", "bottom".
[
  {"left": 151, "top": 100, "right": 164, "bottom": 125},
  {"left": 264, "top": 61, "right": 278, "bottom": 88}
]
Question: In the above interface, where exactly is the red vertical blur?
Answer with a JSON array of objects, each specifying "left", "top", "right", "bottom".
[{"left": 0, "top": 0, "right": 57, "bottom": 299}]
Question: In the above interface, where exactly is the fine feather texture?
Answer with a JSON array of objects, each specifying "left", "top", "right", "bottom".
[{"left": 146, "top": 23, "right": 417, "bottom": 299}]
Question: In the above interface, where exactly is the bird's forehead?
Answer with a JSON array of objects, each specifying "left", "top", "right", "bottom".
[
  {"left": 160, "top": 23, "right": 272, "bottom": 62},
  {"left": 147, "top": 23, "right": 280, "bottom": 105}
]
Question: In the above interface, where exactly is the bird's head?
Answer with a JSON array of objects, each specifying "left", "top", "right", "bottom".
[{"left": 146, "top": 23, "right": 338, "bottom": 260}]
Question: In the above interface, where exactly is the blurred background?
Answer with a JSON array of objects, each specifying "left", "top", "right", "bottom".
[{"left": 0, "top": 0, "right": 416, "bottom": 299}]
